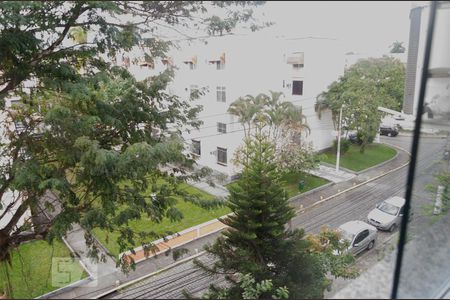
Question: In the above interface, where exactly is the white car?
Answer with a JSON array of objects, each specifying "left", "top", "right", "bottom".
[
  {"left": 337, "top": 220, "right": 378, "bottom": 255},
  {"left": 367, "top": 196, "right": 406, "bottom": 232}
]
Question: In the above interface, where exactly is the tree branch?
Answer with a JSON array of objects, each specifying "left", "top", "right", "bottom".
[
  {"left": 0, "top": 192, "right": 21, "bottom": 221},
  {"left": 1, "top": 3, "right": 89, "bottom": 99},
  {"left": 30, "top": 8, "right": 85, "bottom": 66},
  {"left": 10, "top": 230, "right": 45, "bottom": 245},
  {"left": 0, "top": 200, "right": 29, "bottom": 235}
]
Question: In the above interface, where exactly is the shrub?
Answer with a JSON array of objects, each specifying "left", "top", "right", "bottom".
[{"left": 332, "top": 138, "right": 351, "bottom": 155}]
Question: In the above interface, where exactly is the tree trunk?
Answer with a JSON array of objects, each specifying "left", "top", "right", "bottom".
[
  {"left": 360, "top": 141, "right": 366, "bottom": 154},
  {"left": 0, "top": 231, "right": 11, "bottom": 262}
]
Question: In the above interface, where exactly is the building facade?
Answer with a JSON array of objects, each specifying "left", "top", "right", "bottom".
[
  {"left": 111, "top": 32, "right": 345, "bottom": 178},
  {"left": 403, "top": 1, "right": 450, "bottom": 128}
]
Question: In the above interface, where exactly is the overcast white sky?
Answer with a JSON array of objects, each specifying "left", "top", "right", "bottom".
[{"left": 255, "top": 1, "right": 414, "bottom": 54}]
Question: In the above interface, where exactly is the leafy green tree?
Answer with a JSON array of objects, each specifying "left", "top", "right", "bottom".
[
  {"left": 0, "top": 1, "right": 265, "bottom": 270},
  {"left": 316, "top": 57, "right": 405, "bottom": 153},
  {"left": 201, "top": 273, "right": 289, "bottom": 299},
  {"left": 390, "top": 41, "right": 405, "bottom": 53},
  {"left": 194, "top": 129, "right": 357, "bottom": 299},
  {"left": 227, "top": 93, "right": 267, "bottom": 139}
]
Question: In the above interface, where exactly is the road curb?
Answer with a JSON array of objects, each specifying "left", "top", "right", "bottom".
[
  {"left": 93, "top": 144, "right": 412, "bottom": 299},
  {"left": 381, "top": 141, "right": 412, "bottom": 156},
  {"left": 296, "top": 158, "right": 410, "bottom": 214},
  {"left": 289, "top": 181, "right": 335, "bottom": 202}
]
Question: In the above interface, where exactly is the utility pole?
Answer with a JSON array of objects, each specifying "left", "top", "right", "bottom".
[{"left": 336, "top": 104, "right": 344, "bottom": 172}]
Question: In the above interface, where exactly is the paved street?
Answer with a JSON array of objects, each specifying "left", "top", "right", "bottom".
[
  {"left": 99, "top": 135, "right": 446, "bottom": 299},
  {"left": 325, "top": 135, "right": 447, "bottom": 297},
  {"left": 52, "top": 135, "right": 447, "bottom": 299}
]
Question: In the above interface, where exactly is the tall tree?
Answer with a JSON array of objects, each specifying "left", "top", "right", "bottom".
[
  {"left": 316, "top": 56, "right": 405, "bottom": 153},
  {"left": 0, "top": 1, "right": 266, "bottom": 270},
  {"left": 194, "top": 129, "right": 356, "bottom": 299}
]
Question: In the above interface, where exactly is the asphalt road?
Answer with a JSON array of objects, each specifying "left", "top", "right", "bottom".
[
  {"left": 324, "top": 134, "right": 448, "bottom": 297},
  {"left": 106, "top": 135, "right": 448, "bottom": 299}
]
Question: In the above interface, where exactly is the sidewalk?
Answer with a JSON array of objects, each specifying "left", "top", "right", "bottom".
[
  {"left": 48, "top": 144, "right": 410, "bottom": 299},
  {"left": 64, "top": 224, "right": 117, "bottom": 279},
  {"left": 187, "top": 180, "right": 229, "bottom": 199},
  {"left": 307, "top": 164, "right": 355, "bottom": 183}
]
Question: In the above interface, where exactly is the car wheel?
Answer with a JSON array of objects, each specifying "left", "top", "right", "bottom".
[
  {"left": 367, "top": 240, "right": 375, "bottom": 250},
  {"left": 387, "top": 132, "right": 392, "bottom": 137},
  {"left": 389, "top": 224, "right": 397, "bottom": 232}
]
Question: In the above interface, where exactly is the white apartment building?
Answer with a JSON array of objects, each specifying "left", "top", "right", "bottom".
[{"left": 159, "top": 33, "right": 345, "bottom": 178}]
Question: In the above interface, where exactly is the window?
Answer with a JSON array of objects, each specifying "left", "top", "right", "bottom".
[
  {"left": 210, "top": 60, "right": 225, "bottom": 70},
  {"left": 217, "top": 147, "right": 227, "bottom": 165},
  {"left": 216, "top": 61, "right": 225, "bottom": 70},
  {"left": 292, "top": 80, "right": 303, "bottom": 95},
  {"left": 354, "top": 229, "right": 369, "bottom": 245},
  {"left": 122, "top": 56, "right": 130, "bottom": 67},
  {"left": 217, "top": 122, "right": 227, "bottom": 133},
  {"left": 293, "top": 63, "right": 304, "bottom": 69},
  {"left": 216, "top": 86, "right": 226, "bottom": 102},
  {"left": 9, "top": 99, "right": 21, "bottom": 108},
  {"left": 191, "top": 140, "right": 201, "bottom": 156},
  {"left": 184, "top": 60, "right": 196, "bottom": 70},
  {"left": 138, "top": 56, "right": 154, "bottom": 69}
]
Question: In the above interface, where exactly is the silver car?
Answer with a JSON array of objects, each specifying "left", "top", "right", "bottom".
[
  {"left": 338, "top": 220, "right": 378, "bottom": 255},
  {"left": 367, "top": 196, "right": 405, "bottom": 231}
]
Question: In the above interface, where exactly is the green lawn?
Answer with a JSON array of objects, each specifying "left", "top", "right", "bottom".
[
  {"left": 281, "top": 172, "right": 330, "bottom": 198},
  {"left": 93, "top": 182, "right": 230, "bottom": 257},
  {"left": 322, "top": 143, "right": 397, "bottom": 172},
  {"left": 0, "top": 240, "right": 87, "bottom": 299},
  {"left": 225, "top": 172, "right": 330, "bottom": 199}
]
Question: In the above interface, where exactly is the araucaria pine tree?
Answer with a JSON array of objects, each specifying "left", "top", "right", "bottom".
[{"left": 195, "top": 129, "right": 329, "bottom": 299}]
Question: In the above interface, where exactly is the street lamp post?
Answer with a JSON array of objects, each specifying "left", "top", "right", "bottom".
[{"left": 336, "top": 104, "right": 344, "bottom": 172}]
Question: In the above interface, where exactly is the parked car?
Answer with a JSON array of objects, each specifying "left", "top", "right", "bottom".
[
  {"left": 379, "top": 125, "right": 399, "bottom": 137},
  {"left": 337, "top": 220, "right": 378, "bottom": 255},
  {"left": 367, "top": 196, "right": 408, "bottom": 231},
  {"left": 348, "top": 133, "right": 361, "bottom": 144}
]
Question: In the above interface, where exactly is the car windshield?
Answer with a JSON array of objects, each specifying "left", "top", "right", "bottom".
[
  {"left": 378, "top": 201, "right": 399, "bottom": 216},
  {"left": 338, "top": 228, "right": 355, "bottom": 242}
]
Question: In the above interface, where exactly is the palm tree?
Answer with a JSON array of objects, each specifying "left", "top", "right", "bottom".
[
  {"left": 263, "top": 91, "right": 285, "bottom": 139},
  {"left": 262, "top": 91, "right": 309, "bottom": 143},
  {"left": 228, "top": 91, "right": 310, "bottom": 143},
  {"left": 315, "top": 93, "right": 329, "bottom": 120},
  {"left": 228, "top": 97, "right": 258, "bottom": 139},
  {"left": 282, "top": 104, "right": 310, "bottom": 145},
  {"left": 315, "top": 92, "right": 340, "bottom": 130}
]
